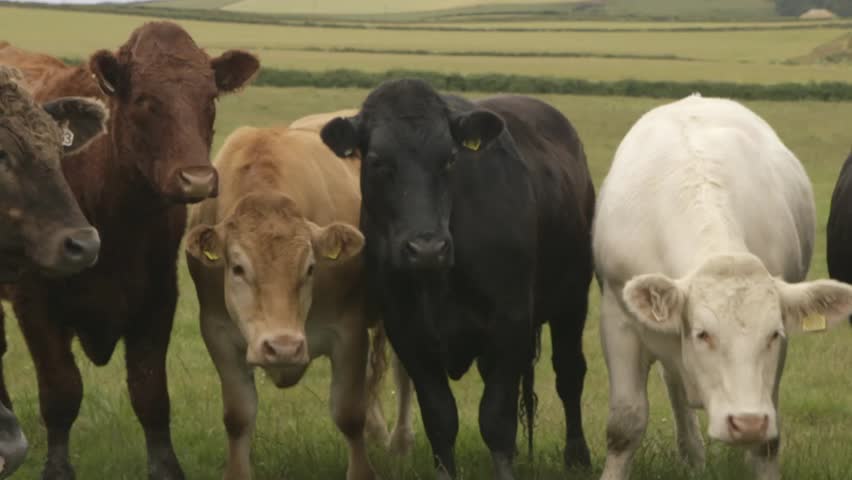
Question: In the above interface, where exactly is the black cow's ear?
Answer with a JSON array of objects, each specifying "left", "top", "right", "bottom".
[
  {"left": 321, "top": 116, "right": 360, "bottom": 159},
  {"left": 450, "top": 110, "right": 504, "bottom": 153}
]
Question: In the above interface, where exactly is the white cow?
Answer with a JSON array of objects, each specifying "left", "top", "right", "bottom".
[{"left": 593, "top": 94, "right": 852, "bottom": 480}]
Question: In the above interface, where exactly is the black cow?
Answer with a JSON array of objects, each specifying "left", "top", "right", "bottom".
[
  {"left": 321, "top": 79, "right": 595, "bottom": 479},
  {"left": 827, "top": 150, "right": 852, "bottom": 324}
]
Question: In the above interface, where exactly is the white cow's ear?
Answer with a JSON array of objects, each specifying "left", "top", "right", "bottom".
[
  {"left": 623, "top": 273, "right": 686, "bottom": 334},
  {"left": 776, "top": 279, "right": 852, "bottom": 334}
]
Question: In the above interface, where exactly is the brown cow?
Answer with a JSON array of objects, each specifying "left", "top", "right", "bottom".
[
  {"left": 185, "top": 111, "right": 414, "bottom": 480},
  {"left": 0, "top": 65, "right": 108, "bottom": 479},
  {"left": 0, "top": 23, "right": 258, "bottom": 480}
]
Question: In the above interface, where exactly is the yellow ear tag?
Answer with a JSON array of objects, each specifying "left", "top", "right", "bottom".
[
  {"left": 203, "top": 250, "right": 220, "bottom": 262},
  {"left": 462, "top": 138, "right": 481, "bottom": 151},
  {"left": 325, "top": 245, "right": 341, "bottom": 260},
  {"left": 802, "top": 313, "right": 827, "bottom": 332}
]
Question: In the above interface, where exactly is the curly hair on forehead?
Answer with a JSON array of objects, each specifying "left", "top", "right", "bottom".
[{"left": 0, "top": 65, "right": 63, "bottom": 155}]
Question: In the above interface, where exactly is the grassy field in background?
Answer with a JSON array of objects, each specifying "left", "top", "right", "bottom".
[
  {"left": 2, "top": 6, "right": 850, "bottom": 85},
  {"left": 3, "top": 86, "right": 852, "bottom": 479},
  {"left": 149, "top": 0, "right": 778, "bottom": 20},
  {"left": 1, "top": 3, "right": 851, "bottom": 479}
]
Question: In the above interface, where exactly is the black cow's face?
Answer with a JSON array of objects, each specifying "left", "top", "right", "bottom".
[{"left": 321, "top": 79, "right": 503, "bottom": 271}]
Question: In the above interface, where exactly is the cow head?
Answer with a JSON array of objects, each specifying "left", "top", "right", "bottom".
[
  {"left": 623, "top": 253, "right": 852, "bottom": 446},
  {"left": 0, "top": 66, "right": 106, "bottom": 280},
  {"left": 321, "top": 79, "right": 503, "bottom": 271},
  {"left": 89, "top": 21, "right": 259, "bottom": 203},
  {"left": 186, "top": 193, "right": 363, "bottom": 384}
]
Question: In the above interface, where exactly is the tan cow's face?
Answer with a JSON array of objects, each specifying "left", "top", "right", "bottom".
[
  {"left": 623, "top": 253, "right": 852, "bottom": 446},
  {"left": 186, "top": 193, "right": 363, "bottom": 379}
]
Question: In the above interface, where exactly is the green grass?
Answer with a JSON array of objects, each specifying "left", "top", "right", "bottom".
[
  {"left": 4, "top": 85, "right": 852, "bottom": 480},
  {"left": 2, "top": 6, "right": 850, "bottom": 85},
  {"left": 604, "top": 0, "right": 776, "bottom": 20}
]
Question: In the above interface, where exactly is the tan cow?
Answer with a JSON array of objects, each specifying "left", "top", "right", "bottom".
[{"left": 185, "top": 111, "right": 413, "bottom": 480}]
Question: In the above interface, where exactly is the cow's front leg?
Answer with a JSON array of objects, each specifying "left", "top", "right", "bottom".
[
  {"left": 599, "top": 286, "right": 654, "bottom": 480},
  {"left": 14, "top": 293, "right": 79, "bottom": 480},
  {"left": 329, "top": 321, "right": 375, "bottom": 480},
  {"left": 126, "top": 289, "right": 183, "bottom": 480},
  {"left": 201, "top": 312, "right": 257, "bottom": 480},
  {"left": 477, "top": 349, "right": 525, "bottom": 480}
]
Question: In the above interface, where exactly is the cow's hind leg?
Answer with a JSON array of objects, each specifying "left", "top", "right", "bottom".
[
  {"left": 329, "top": 322, "right": 375, "bottom": 480},
  {"left": 14, "top": 296, "right": 80, "bottom": 480},
  {"left": 126, "top": 287, "right": 183, "bottom": 480},
  {"left": 548, "top": 281, "right": 592, "bottom": 468},
  {"left": 660, "top": 365, "right": 705, "bottom": 468},
  {"left": 599, "top": 285, "right": 654, "bottom": 480},
  {"left": 387, "top": 352, "right": 415, "bottom": 455}
]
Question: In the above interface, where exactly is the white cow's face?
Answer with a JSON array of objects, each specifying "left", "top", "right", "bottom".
[{"left": 623, "top": 253, "right": 852, "bottom": 446}]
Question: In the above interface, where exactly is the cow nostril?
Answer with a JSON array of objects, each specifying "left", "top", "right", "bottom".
[
  {"left": 727, "top": 415, "right": 739, "bottom": 433},
  {"left": 406, "top": 240, "right": 422, "bottom": 255},
  {"left": 262, "top": 339, "right": 277, "bottom": 359},
  {"left": 64, "top": 237, "right": 85, "bottom": 258}
]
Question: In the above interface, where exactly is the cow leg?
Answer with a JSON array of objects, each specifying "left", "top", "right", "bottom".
[
  {"left": 329, "top": 323, "right": 375, "bottom": 480},
  {"left": 394, "top": 344, "right": 457, "bottom": 479},
  {"left": 201, "top": 313, "right": 257, "bottom": 480},
  {"left": 660, "top": 366, "right": 705, "bottom": 468},
  {"left": 599, "top": 286, "right": 653, "bottom": 480},
  {"left": 0, "top": 306, "right": 11, "bottom": 410},
  {"left": 477, "top": 349, "right": 524, "bottom": 480},
  {"left": 15, "top": 299, "right": 79, "bottom": 480},
  {"left": 387, "top": 352, "right": 415, "bottom": 456},
  {"left": 125, "top": 291, "right": 183, "bottom": 480},
  {"left": 549, "top": 287, "right": 592, "bottom": 468}
]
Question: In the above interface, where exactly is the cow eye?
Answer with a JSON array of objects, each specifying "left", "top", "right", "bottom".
[
  {"left": 769, "top": 330, "right": 782, "bottom": 343},
  {"left": 696, "top": 331, "right": 711, "bottom": 342},
  {"left": 231, "top": 264, "right": 245, "bottom": 277},
  {"left": 306, "top": 263, "right": 315, "bottom": 277},
  {"left": 0, "top": 150, "right": 7, "bottom": 163}
]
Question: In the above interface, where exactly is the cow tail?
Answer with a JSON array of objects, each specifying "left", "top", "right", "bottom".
[
  {"left": 519, "top": 322, "right": 542, "bottom": 459},
  {"left": 367, "top": 321, "right": 388, "bottom": 406}
]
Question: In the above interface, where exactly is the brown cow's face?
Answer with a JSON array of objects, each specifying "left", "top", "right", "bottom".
[
  {"left": 0, "top": 67, "right": 107, "bottom": 280},
  {"left": 186, "top": 193, "right": 363, "bottom": 384},
  {"left": 89, "top": 22, "right": 259, "bottom": 204}
]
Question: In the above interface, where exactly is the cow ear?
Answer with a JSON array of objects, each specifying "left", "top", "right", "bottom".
[
  {"left": 310, "top": 222, "right": 364, "bottom": 264},
  {"left": 185, "top": 224, "right": 225, "bottom": 267},
  {"left": 211, "top": 50, "right": 260, "bottom": 94},
  {"left": 321, "top": 116, "right": 360, "bottom": 159},
  {"left": 623, "top": 273, "right": 686, "bottom": 334},
  {"left": 43, "top": 97, "right": 108, "bottom": 156},
  {"left": 89, "top": 50, "right": 124, "bottom": 97},
  {"left": 776, "top": 279, "right": 852, "bottom": 334},
  {"left": 450, "top": 110, "right": 504, "bottom": 153}
]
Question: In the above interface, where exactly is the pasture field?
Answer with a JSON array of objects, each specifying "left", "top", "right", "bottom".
[
  {"left": 1, "top": 6, "right": 851, "bottom": 85},
  {"left": 2, "top": 85, "right": 852, "bottom": 480},
  {"left": 151, "top": 0, "right": 777, "bottom": 21}
]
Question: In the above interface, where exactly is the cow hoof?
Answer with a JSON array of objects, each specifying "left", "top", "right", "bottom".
[
  {"left": 564, "top": 439, "right": 592, "bottom": 469},
  {"left": 387, "top": 427, "right": 414, "bottom": 456},
  {"left": 41, "top": 460, "right": 75, "bottom": 480}
]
